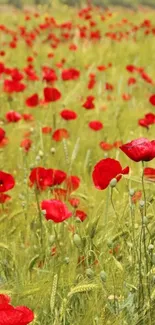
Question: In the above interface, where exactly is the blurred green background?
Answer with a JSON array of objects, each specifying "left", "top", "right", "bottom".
[{"left": 0, "top": 0, "right": 155, "bottom": 10}]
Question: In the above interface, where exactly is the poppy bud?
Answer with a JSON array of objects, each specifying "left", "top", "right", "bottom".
[
  {"left": 109, "top": 178, "right": 117, "bottom": 188},
  {"left": 36, "top": 155, "right": 40, "bottom": 161},
  {"left": 143, "top": 216, "right": 149, "bottom": 225},
  {"left": 73, "top": 233, "right": 82, "bottom": 248},
  {"left": 38, "top": 150, "right": 44, "bottom": 157},
  {"left": 139, "top": 200, "right": 145, "bottom": 208},
  {"left": 64, "top": 257, "right": 70, "bottom": 264},
  {"left": 107, "top": 239, "right": 113, "bottom": 248},
  {"left": 86, "top": 268, "right": 94, "bottom": 279},
  {"left": 129, "top": 188, "right": 135, "bottom": 196},
  {"left": 148, "top": 244, "right": 154, "bottom": 251},
  {"left": 49, "top": 235, "right": 55, "bottom": 245},
  {"left": 100, "top": 270, "right": 107, "bottom": 282},
  {"left": 50, "top": 147, "right": 56, "bottom": 154},
  {"left": 75, "top": 217, "right": 82, "bottom": 223}
]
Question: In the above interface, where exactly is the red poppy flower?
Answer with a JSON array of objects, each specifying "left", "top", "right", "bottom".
[
  {"left": 69, "top": 197, "right": 80, "bottom": 208},
  {"left": 100, "top": 141, "right": 113, "bottom": 151},
  {"left": 149, "top": 94, "right": 155, "bottom": 106},
  {"left": 75, "top": 210, "right": 87, "bottom": 222},
  {"left": 0, "top": 294, "right": 11, "bottom": 305},
  {"left": 0, "top": 171, "right": 15, "bottom": 193},
  {"left": 0, "top": 304, "right": 34, "bottom": 325},
  {"left": 29, "top": 167, "right": 66, "bottom": 190},
  {"left": 122, "top": 93, "right": 131, "bottom": 101},
  {"left": 120, "top": 138, "right": 155, "bottom": 162},
  {"left": 141, "top": 72, "right": 153, "bottom": 84},
  {"left": 145, "top": 113, "right": 155, "bottom": 125},
  {"left": 65, "top": 175, "right": 80, "bottom": 193},
  {"left": 52, "top": 169, "right": 67, "bottom": 186},
  {"left": 42, "top": 126, "right": 52, "bottom": 134},
  {"left": 92, "top": 158, "right": 129, "bottom": 190},
  {"left": 139, "top": 113, "right": 155, "bottom": 129},
  {"left": 11, "top": 68, "right": 23, "bottom": 81},
  {"left": 0, "top": 128, "right": 5, "bottom": 142},
  {"left": 132, "top": 191, "right": 142, "bottom": 203},
  {"left": 3, "top": 79, "right": 26, "bottom": 93},
  {"left": 52, "top": 188, "right": 67, "bottom": 201},
  {"left": 88, "top": 78, "right": 96, "bottom": 89},
  {"left": 144, "top": 167, "right": 155, "bottom": 181},
  {"left": 60, "top": 109, "right": 77, "bottom": 120},
  {"left": 0, "top": 193, "right": 11, "bottom": 203},
  {"left": 126, "top": 65, "right": 136, "bottom": 73},
  {"left": 105, "top": 82, "right": 114, "bottom": 91},
  {"left": 113, "top": 141, "right": 123, "bottom": 148},
  {"left": 29, "top": 167, "right": 53, "bottom": 190},
  {"left": 6, "top": 111, "right": 22, "bottom": 123},
  {"left": 52, "top": 128, "right": 69, "bottom": 141},
  {"left": 25, "top": 93, "right": 39, "bottom": 107},
  {"left": 83, "top": 96, "right": 95, "bottom": 109},
  {"left": 97, "top": 65, "right": 106, "bottom": 71},
  {"left": 22, "top": 113, "right": 34, "bottom": 121},
  {"left": 41, "top": 199, "right": 72, "bottom": 222},
  {"left": 69, "top": 43, "right": 77, "bottom": 51},
  {"left": 138, "top": 118, "right": 149, "bottom": 129},
  {"left": 61, "top": 68, "right": 80, "bottom": 81},
  {"left": 42, "top": 66, "right": 57, "bottom": 83},
  {"left": 88, "top": 120, "right": 103, "bottom": 131},
  {"left": 20, "top": 139, "right": 32, "bottom": 152},
  {"left": 128, "top": 77, "right": 136, "bottom": 86},
  {"left": 44, "top": 87, "right": 61, "bottom": 102}
]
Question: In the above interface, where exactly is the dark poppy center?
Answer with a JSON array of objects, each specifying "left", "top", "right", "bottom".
[{"left": 0, "top": 180, "right": 4, "bottom": 186}]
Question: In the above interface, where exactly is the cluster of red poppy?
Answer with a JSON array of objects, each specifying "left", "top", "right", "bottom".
[
  {"left": 92, "top": 138, "right": 155, "bottom": 190},
  {"left": 29, "top": 166, "right": 86, "bottom": 222}
]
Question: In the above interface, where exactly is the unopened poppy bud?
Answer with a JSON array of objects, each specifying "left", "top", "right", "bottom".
[
  {"left": 129, "top": 189, "right": 135, "bottom": 196},
  {"left": 64, "top": 257, "right": 70, "bottom": 264},
  {"left": 38, "top": 150, "right": 44, "bottom": 157},
  {"left": 109, "top": 178, "right": 117, "bottom": 188},
  {"left": 73, "top": 233, "right": 82, "bottom": 248},
  {"left": 107, "top": 239, "right": 113, "bottom": 248},
  {"left": 30, "top": 164, "right": 35, "bottom": 170},
  {"left": 86, "top": 268, "right": 94, "bottom": 279},
  {"left": 94, "top": 316, "right": 99, "bottom": 323},
  {"left": 50, "top": 147, "right": 56, "bottom": 154},
  {"left": 49, "top": 235, "right": 55, "bottom": 245},
  {"left": 75, "top": 217, "right": 82, "bottom": 223},
  {"left": 42, "top": 209, "right": 46, "bottom": 216},
  {"left": 139, "top": 200, "right": 145, "bottom": 208},
  {"left": 100, "top": 270, "right": 107, "bottom": 282},
  {"left": 148, "top": 244, "right": 154, "bottom": 251},
  {"left": 36, "top": 155, "right": 40, "bottom": 161},
  {"left": 143, "top": 216, "right": 148, "bottom": 225}
]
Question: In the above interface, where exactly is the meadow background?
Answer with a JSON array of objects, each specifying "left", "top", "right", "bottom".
[{"left": 1, "top": 1, "right": 155, "bottom": 325}]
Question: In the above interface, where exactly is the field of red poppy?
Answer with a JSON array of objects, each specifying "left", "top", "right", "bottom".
[{"left": 1, "top": 3, "right": 155, "bottom": 325}]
